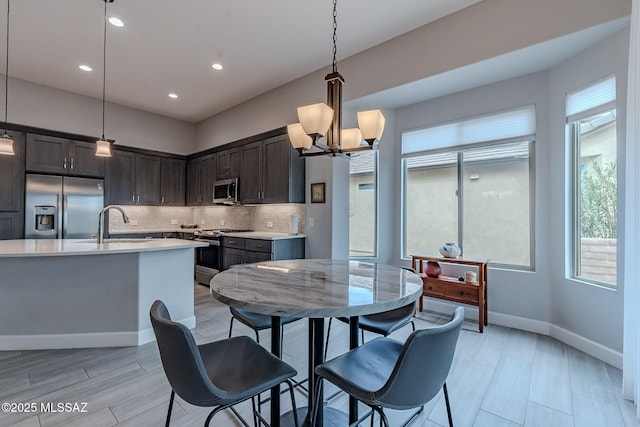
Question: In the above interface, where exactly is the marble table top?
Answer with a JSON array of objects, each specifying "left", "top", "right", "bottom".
[{"left": 210, "top": 259, "right": 423, "bottom": 318}]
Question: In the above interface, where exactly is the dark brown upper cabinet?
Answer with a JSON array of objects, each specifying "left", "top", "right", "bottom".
[
  {"left": 26, "top": 134, "right": 104, "bottom": 177},
  {"left": 105, "top": 150, "right": 161, "bottom": 205},
  {"left": 239, "top": 135, "right": 304, "bottom": 204},
  {"left": 186, "top": 154, "right": 216, "bottom": 206},
  {"left": 216, "top": 147, "right": 240, "bottom": 180},
  {"left": 0, "top": 130, "right": 25, "bottom": 212},
  {"left": 160, "top": 158, "right": 186, "bottom": 206}
]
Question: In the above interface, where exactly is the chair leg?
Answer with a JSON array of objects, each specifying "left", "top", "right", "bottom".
[
  {"left": 443, "top": 382, "right": 453, "bottom": 427},
  {"left": 165, "top": 390, "right": 175, "bottom": 427},
  {"left": 251, "top": 397, "right": 258, "bottom": 427},
  {"left": 324, "top": 317, "right": 333, "bottom": 360},
  {"left": 310, "top": 375, "right": 324, "bottom": 426},
  {"left": 361, "top": 329, "right": 365, "bottom": 344},
  {"left": 370, "top": 406, "right": 389, "bottom": 427},
  {"left": 411, "top": 320, "right": 416, "bottom": 332},
  {"left": 285, "top": 380, "right": 300, "bottom": 427},
  {"left": 228, "top": 317, "right": 235, "bottom": 339}
]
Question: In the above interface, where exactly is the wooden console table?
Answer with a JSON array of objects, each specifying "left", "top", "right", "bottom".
[{"left": 411, "top": 255, "right": 489, "bottom": 332}]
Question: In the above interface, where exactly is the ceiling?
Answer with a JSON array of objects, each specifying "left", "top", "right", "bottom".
[{"left": 3, "top": 0, "right": 482, "bottom": 123}]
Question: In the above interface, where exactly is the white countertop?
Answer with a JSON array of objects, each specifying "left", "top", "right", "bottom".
[
  {"left": 0, "top": 238, "right": 207, "bottom": 257},
  {"left": 220, "top": 231, "right": 305, "bottom": 240}
]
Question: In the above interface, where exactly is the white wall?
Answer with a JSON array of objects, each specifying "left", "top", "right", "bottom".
[
  {"left": 5, "top": 76, "right": 196, "bottom": 155},
  {"left": 393, "top": 72, "right": 552, "bottom": 323},
  {"left": 547, "top": 29, "right": 629, "bottom": 353},
  {"left": 193, "top": 0, "right": 630, "bottom": 151}
]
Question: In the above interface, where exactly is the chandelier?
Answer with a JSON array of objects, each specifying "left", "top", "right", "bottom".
[{"left": 287, "top": 0, "right": 385, "bottom": 157}]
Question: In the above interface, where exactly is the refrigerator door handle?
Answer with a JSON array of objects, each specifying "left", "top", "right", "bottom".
[
  {"left": 57, "top": 193, "right": 63, "bottom": 239},
  {"left": 61, "top": 194, "right": 67, "bottom": 239}
]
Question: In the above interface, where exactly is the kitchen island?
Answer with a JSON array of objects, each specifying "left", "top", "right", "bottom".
[{"left": 0, "top": 238, "right": 207, "bottom": 350}]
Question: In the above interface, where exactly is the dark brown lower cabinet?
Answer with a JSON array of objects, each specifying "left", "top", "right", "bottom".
[
  {"left": 0, "top": 212, "right": 22, "bottom": 240},
  {"left": 221, "top": 237, "right": 305, "bottom": 270}
]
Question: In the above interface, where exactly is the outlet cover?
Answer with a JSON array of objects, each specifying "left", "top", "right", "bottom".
[
  {"left": 309, "top": 217, "right": 315, "bottom": 228},
  {"left": 220, "top": 220, "right": 225, "bottom": 226},
  {"left": 170, "top": 219, "right": 178, "bottom": 225},
  {"left": 130, "top": 220, "right": 138, "bottom": 226},
  {"left": 267, "top": 221, "right": 273, "bottom": 228},
  {"left": 201, "top": 219, "right": 206, "bottom": 224}
]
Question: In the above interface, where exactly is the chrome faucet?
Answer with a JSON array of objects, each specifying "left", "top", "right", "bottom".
[{"left": 98, "top": 205, "right": 130, "bottom": 243}]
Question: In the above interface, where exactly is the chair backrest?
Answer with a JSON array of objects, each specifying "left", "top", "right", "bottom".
[
  {"left": 150, "top": 300, "right": 225, "bottom": 406},
  {"left": 373, "top": 306, "right": 464, "bottom": 410}
]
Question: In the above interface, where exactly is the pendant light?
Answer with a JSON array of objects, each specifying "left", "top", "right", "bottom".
[
  {"left": 0, "top": 0, "right": 14, "bottom": 156},
  {"left": 95, "top": 0, "right": 113, "bottom": 157},
  {"left": 287, "top": 0, "right": 385, "bottom": 157}
]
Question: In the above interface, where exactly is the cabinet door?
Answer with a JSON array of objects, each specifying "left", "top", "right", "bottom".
[
  {"left": 0, "top": 131, "right": 25, "bottom": 211},
  {"left": 201, "top": 154, "right": 216, "bottom": 205},
  {"left": 68, "top": 141, "right": 105, "bottom": 177},
  {"left": 26, "top": 134, "right": 68, "bottom": 174},
  {"left": 0, "top": 212, "right": 22, "bottom": 240},
  {"left": 239, "top": 141, "right": 262, "bottom": 203},
  {"left": 160, "top": 158, "right": 185, "bottom": 206},
  {"left": 216, "top": 148, "right": 240, "bottom": 179},
  {"left": 262, "top": 136, "right": 292, "bottom": 203},
  {"left": 222, "top": 247, "right": 245, "bottom": 270},
  {"left": 106, "top": 150, "right": 136, "bottom": 205},
  {"left": 136, "top": 154, "right": 161, "bottom": 205},
  {"left": 186, "top": 158, "right": 202, "bottom": 205}
]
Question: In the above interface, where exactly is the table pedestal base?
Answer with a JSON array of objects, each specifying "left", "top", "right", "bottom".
[{"left": 281, "top": 407, "right": 348, "bottom": 427}]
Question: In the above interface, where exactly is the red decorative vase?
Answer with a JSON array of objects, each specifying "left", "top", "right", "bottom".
[{"left": 425, "top": 261, "right": 442, "bottom": 278}]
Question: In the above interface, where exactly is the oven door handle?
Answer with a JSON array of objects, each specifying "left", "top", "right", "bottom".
[{"left": 194, "top": 238, "right": 220, "bottom": 246}]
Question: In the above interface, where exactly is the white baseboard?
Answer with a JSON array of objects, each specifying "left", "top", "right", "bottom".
[
  {"left": 421, "top": 297, "right": 622, "bottom": 369},
  {"left": 0, "top": 316, "right": 197, "bottom": 351}
]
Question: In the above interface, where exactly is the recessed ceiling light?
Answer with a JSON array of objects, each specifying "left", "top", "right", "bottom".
[
  {"left": 78, "top": 65, "right": 92, "bottom": 72},
  {"left": 211, "top": 63, "right": 223, "bottom": 71},
  {"left": 108, "top": 17, "right": 124, "bottom": 27},
  {"left": 168, "top": 93, "right": 178, "bottom": 99}
]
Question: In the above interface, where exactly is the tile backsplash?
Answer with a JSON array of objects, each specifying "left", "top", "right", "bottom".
[{"left": 108, "top": 204, "right": 305, "bottom": 234}]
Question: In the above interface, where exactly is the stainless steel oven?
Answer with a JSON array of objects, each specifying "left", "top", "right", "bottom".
[{"left": 193, "top": 229, "right": 252, "bottom": 285}]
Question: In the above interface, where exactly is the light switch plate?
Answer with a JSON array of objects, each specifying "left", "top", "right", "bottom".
[
  {"left": 201, "top": 219, "right": 206, "bottom": 224},
  {"left": 309, "top": 217, "right": 315, "bottom": 228},
  {"left": 267, "top": 221, "right": 273, "bottom": 228},
  {"left": 220, "top": 220, "right": 225, "bottom": 226},
  {"left": 170, "top": 219, "right": 178, "bottom": 225},
  {"left": 130, "top": 220, "right": 138, "bottom": 226}
]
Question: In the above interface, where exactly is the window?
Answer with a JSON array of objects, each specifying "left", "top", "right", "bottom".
[
  {"left": 349, "top": 150, "right": 377, "bottom": 257},
  {"left": 402, "top": 106, "right": 535, "bottom": 268},
  {"left": 567, "top": 76, "right": 617, "bottom": 287}
]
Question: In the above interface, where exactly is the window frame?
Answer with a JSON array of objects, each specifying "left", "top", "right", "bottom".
[
  {"left": 568, "top": 107, "right": 618, "bottom": 289},
  {"left": 348, "top": 149, "right": 379, "bottom": 259},
  {"left": 401, "top": 137, "right": 536, "bottom": 270}
]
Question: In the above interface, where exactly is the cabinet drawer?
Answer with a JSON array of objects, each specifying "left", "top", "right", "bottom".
[
  {"left": 245, "top": 239, "right": 272, "bottom": 253},
  {"left": 423, "top": 279, "right": 479, "bottom": 305},
  {"left": 222, "top": 237, "right": 246, "bottom": 249}
]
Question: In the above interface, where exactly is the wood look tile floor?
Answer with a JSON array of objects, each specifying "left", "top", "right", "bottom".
[{"left": 0, "top": 284, "right": 638, "bottom": 427}]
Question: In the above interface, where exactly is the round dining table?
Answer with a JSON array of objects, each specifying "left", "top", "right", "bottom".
[{"left": 210, "top": 259, "right": 423, "bottom": 427}]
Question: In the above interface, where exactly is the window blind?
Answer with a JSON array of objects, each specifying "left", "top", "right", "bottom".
[
  {"left": 566, "top": 75, "right": 616, "bottom": 122},
  {"left": 402, "top": 105, "right": 535, "bottom": 155}
]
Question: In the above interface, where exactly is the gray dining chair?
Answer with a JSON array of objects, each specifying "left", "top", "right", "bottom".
[
  {"left": 324, "top": 266, "right": 418, "bottom": 360},
  {"left": 312, "top": 306, "right": 464, "bottom": 427},
  {"left": 150, "top": 300, "right": 300, "bottom": 427}
]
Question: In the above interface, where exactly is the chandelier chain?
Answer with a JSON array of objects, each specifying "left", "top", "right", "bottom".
[
  {"left": 4, "top": 0, "right": 9, "bottom": 133},
  {"left": 332, "top": 0, "right": 337, "bottom": 73}
]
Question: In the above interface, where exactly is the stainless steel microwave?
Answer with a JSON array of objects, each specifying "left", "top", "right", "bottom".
[{"left": 213, "top": 178, "right": 238, "bottom": 205}]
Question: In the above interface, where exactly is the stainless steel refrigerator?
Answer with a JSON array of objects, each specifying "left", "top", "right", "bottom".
[{"left": 25, "top": 174, "right": 104, "bottom": 239}]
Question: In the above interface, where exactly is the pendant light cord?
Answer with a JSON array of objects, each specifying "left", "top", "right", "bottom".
[
  {"left": 101, "top": 0, "right": 107, "bottom": 140},
  {"left": 4, "top": 0, "right": 9, "bottom": 135},
  {"left": 332, "top": 0, "right": 337, "bottom": 73}
]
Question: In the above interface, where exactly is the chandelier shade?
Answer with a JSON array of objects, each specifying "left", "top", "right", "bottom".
[
  {"left": 340, "top": 128, "right": 363, "bottom": 149},
  {"left": 298, "top": 103, "right": 334, "bottom": 139},
  {"left": 95, "top": 139, "right": 112, "bottom": 157},
  {"left": 357, "top": 109, "right": 385, "bottom": 144},
  {"left": 287, "top": 123, "right": 313, "bottom": 149}
]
